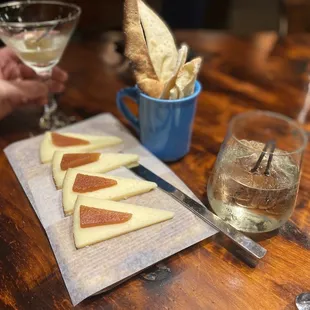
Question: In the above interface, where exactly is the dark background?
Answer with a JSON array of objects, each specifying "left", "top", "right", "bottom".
[
  {"left": 45, "top": 0, "right": 310, "bottom": 36},
  {"left": 1, "top": 0, "right": 309, "bottom": 36}
]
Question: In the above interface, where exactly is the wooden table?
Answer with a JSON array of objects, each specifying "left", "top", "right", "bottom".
[{"left": 1, "top": 31, "right": 310, "bottom": 309}]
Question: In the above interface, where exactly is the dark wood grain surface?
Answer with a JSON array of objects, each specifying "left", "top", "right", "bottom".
[{"left": 1, "top": 31, "right": 310, "bottom": 309}]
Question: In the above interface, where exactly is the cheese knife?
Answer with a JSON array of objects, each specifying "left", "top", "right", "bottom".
[{"left": 130, "top": 164, "right": 267, "bottom": 259}]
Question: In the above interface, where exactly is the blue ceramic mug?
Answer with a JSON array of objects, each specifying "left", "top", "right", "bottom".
[{"left": 116, "top": 81, "right": 201, "bottom": 161}]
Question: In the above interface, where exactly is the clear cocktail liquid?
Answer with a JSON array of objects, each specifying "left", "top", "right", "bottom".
[
  {"left": 208, "top": 140, "right": 299, "bottom": 233},
  {"left": 2, "top": 31, "right": 68, "bottom": 73}
]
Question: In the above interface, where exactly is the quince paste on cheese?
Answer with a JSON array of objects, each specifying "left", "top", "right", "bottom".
[
  {"left": 51, "top": 132, "right": 90, "bottom": 146},
  {"left": 40, "top": 131, "right": 122, "bottom": 163},
  {"left": 52, "top": 151, "right": 139, "bottom": 189},
  {"left": 63, "top": 169, "right": 157, "bottom": 216},
  {"left": 61, "top": 153, "right": 101, "bottom": 170},
  {"left": 73, "top": 173, "right": 117, "bottom": 193},
  {"left": 80, "top": 205, "right": 132, "bottom": 227},
  {"left": 73, "top": 196, "right": 174, "bottom": 248}
]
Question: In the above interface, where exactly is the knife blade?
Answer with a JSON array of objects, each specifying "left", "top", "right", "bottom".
[{"left": 130, "top": 164, "right": 267, "bottom": 259}]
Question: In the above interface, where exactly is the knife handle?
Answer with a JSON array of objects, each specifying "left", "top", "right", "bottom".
[{"left": 173, "top": 191, "right": 267, "bottom": 259}]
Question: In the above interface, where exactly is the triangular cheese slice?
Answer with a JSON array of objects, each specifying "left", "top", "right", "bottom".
[
  {"left": 63, "top": 169, "right": 157, "bottom": 216},
  {"left": 40, "top": 132, "right": 122, "bottom": 163},
  {"left": 73, "top": 196, "right": 174, "bottom": 248},
  {"left": 52, "top": 151, "right": 139, "bottom": 189}
]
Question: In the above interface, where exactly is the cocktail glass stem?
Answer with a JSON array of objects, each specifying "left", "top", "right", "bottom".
[
  {"left": 38, "top": 69, "right": 75, "bottom": 130},
  {"left": 44, "top": 96, "right": 57, "bottom": 115},
  {"left": 39, "top": 95, "right": 58, "bottom": 130}
]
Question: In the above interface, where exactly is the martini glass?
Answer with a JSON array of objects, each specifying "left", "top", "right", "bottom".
[{"left": 0, "top": 1, "right": 81, "bottom": 130}]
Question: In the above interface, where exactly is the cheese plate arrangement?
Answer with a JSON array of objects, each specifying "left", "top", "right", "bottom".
[{"left": 4, "top": 113, "right": 216, "bottom": 305}]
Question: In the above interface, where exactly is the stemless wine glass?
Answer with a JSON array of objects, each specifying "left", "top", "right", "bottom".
[
  {"left": 0, "top": 1, "right": 81, "bottom": 130},
  {"left": 207, "top": 110, "right": 307, "bottom": 233}
]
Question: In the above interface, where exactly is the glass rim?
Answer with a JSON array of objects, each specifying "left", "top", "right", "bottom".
[
  {"left": 0, "top": 1, "right": 81, "bottom": 27},
  {"left": 229, "top": 110, "right": 308, "bottom": 156}
]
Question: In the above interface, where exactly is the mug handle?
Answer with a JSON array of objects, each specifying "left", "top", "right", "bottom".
[{"left": 116, "top": 87, "right": 140, "bottom": 133}]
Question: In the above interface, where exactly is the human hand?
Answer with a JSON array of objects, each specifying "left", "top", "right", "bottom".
[
  {"left": 0, "top": 47, "right": 68, "bottom": 120},
  {"left": 0, "top": 79, "right": 48, "bottom": 120},
  {"left": 0, "top": 47, "right": 68, "bottom": 92}
]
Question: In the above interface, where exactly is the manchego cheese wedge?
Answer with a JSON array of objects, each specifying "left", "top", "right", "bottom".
[
  {"left": 40, "top": 132, "right": 122, "bottom": 164},
  {"left": 52, "top": 151, "right": 139, "bottom": 189},
  {"left": 63, "top": 169, "right": 157, "bottom": 216},
  {"left": 73, "top": 196, "right": 174, "bottom": 248}
]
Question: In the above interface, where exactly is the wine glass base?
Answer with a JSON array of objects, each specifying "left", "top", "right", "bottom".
[{"left": 39, "top": 110, "right": 76, "bottom": 130}]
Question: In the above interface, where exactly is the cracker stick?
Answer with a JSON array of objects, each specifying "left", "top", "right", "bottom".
[{"left": 123, "top": 0, "right": 164, "bottom": 98}]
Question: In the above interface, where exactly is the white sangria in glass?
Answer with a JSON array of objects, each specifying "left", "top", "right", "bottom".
[
  {"left": 207, "top": 111, "right": 307, "bottom": 233},
  {"left": 0, "top": 1, "right": 81, "bottom": 129}
]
